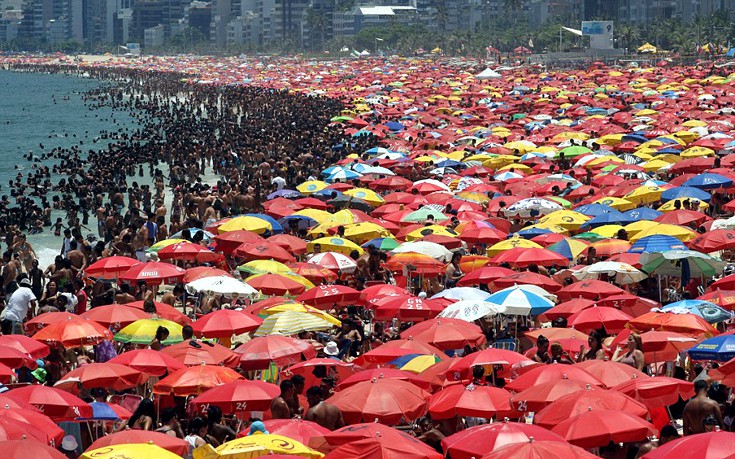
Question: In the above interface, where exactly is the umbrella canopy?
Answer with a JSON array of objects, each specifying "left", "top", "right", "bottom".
[
  {"left": 1, "top": 439, "right": 67, "bottom": 459},
  {"left": 428, "top": 384, "right": 514, "bottom": 419},
  {"left": 245, "top": 273, "right": 307, "bottom": 296},
  {"left": 506, "top": 364, "right": 603, "bottom": 392},
  {"left": 86, "top": 430, "right": 189, "bottom": 456},
  {"left": 54, "top": 363, "right": 142, "bottom": 392},
  {"left": 323, "top": 437, "right": 441, "bottom": 459},
  {"left": 81, "top": 444, "right": 183, "bottom": 459},
  {"left": 162, "top": 340, "right": 240, "bottom": 368},
  {"left": 641, "top": 250, "right": 726, "bottom": 278},
  {"left": 441, "top": 421, "right": 566, "bottom": 459},
  {"left": 486, "top": 286, "right": 554, "bottom": 315},
  {"left": 108, "top": 349, "right": 185, "bottom": 376},
  {"left": 612, "top": 376, "right": 695, "bottom": 408},
  {"left": 688, "top": 334, "right": 735, "bottom": 362},
  {"left": 551, "top": 409, "right": 656, "bottom": 448},
  {"left": 296, "top": 284, "right": 361, "bottom": 309},
  {"left": 190, "top": 379, "right": 280, "bottom": 414},
  {"left": 258, "top": 419, "right": 331, "bottom": 445},
  {"left": 574, "top": 360, "right": 648, "bottom": 388},
  {"left": 32, "top": 316, "right": 113, "bottom": 348},
  {"left": 202, "top": 434, "right": 324, "bottom": 459},
  {"left": 628, "top": 311, "right": 718, "bottom": 337},
  {"left": 186, "top": 276, "right": 258, "bottom": 297},
  {"left": 114, "top": 318, "right": 183, "bottom": 345},
  {"left": 191, "top": 310, "right": 262, "bottom": 338},
  {"left": 6, "top": 385, "right": 92, "bottom": 420},
  {"left": 254, "top": 310, "right": 336, "bottom": 336},
  {"left": 327, "top": 378, "right": 429, "bottom": 425},
  {"left": 640, "top": 430, "right": 735, "bottom": 459},
  {"left": 153, "top": 365, "right": 243, "bottom": 396},
  {"left": 661, "top": 299, "right": 733, "bottom": 324},
  {"left": 117, "top": 261, "right": 186, "bottom": 286},
  {"left": 0, "top": 335, "right": 49, "bottom": 360},
  {"left": 85, "top": 256, "right": 140, "bottom": 279},
  {"left": 400, "top": 318, "right": 486, "bottom": 350},
  {"left": 80, "top": 305, "right": 149, "bottom": 329},
  {"left": 337, "top": 368, "right": 431, "bottom": 391},
  {"left": 490, "top": 247, "right": 569, "bottom": 268},
  {"left": 309, "top": 423, "right": 431, "bottom": 455},
  {"left": 235, "top": 335, "right": 316, "bottom": 370},
  {"left": 0, "top": 406, "right": 65, "bottom": 446},
  {"left": 569, "top": 306, "right": 634, "bottom": 333},
  {"left": 480, "top": 440, "right": 599, "bottom": 459}
]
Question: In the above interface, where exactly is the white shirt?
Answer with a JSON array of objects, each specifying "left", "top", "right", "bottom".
[
  {"left": 4, "top": 286, "right": 36, "bottom": 322},
  {"left": 271, "top": 176, "right": 287, "bottom": 190}
]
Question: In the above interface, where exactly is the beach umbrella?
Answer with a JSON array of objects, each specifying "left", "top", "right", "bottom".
[
  {"left": 481, "top": 440, "right": 599, "bottom": 459},
  {"left": 0, "top": 335, "right": 48, "bottom": 360},
  {"left": 328, "top": 378, "right": 429, "bottom": 425},
  {"left": 457, "top": 266, "right": 515, "bottom": 287},
  {"left": 235, "top": 335, "right": 316, "bottom": 370},
  {"left": 0, "top": 417, "right": 58, "bottom": 444},
  {"left": 628, "top": 235, "right": 687, "bottom": 253},
  {"left": 191, "top": 310, "right": 262, "bottom": 338},
  {"left": 574, "top": 359, "right": 648, "bottom": 389},
  {"left": 628, "top": 311, "right": 718, "bottom": 337},
  {"left": 117, "top": 261, "right": 186, "bottom": 286},
  {"left": 612, "top": 376, "right": 695, "bottom": 408},
  {"left": 557, "top": 280, "right": 625, "bottom": 300},
  {"left": 629, "top": 223, "right": 697, "bottom": 242},
  {"left": 491, "top": 247, "right": 569, "bottom": 268},
  {"left": 287, "top": 262, "right": 338, "bottom": 283},
  {"left": 54, "top": 363, "right": 142, "bottom": 392},
  {"left": 360, "top": 339, "right": 448, "bottom": 365},
  {"left": 551, "top": 409, "right": 656, "bottom": 449},
  {"left": 81, "top": 401, "right": 131, "bottom": 421},
  {"left": 162, "top": 340, "right": 240, "bottom": 367},
  {"left": 547, "top": 238, "right": 590, "bottom": 260},
  {"left": 296, "top": 284, "right": 361, "bottom": 308},
  {"left": 108, "top": 349, "right": 185, "bottom": 376},
  {"left": 688, "top": 230, "right": 735, "bottom": 253},
  {"left": 157, "top": 241, "right": 223, "bottom": 263},
  {"left": 337, "top": 368, "right": 431, "bottom": 391},
  {"left": 400, "top": 318, "right": 485, "bottom": 350},
  {"left": 245, "top": 273, "right": 307, "bottom": 295},
  {"left": 361, "top": 237, "right": 399, "bottom": 252},
  {"left": 372, "top": 295, "right": 444, "bottom": 321},
  {"left": 436, "top": 299, "right": 504, "bottom": 322},
  {"left": 486, "top": 286, "right": 554, "bottom": 315},
  {"left": 682, "top": 172, "right": 733, "bottom": 189},
  {"left": 661, "top": 299, "right": 732, "bottom": 323},
  {"left": 213, "top": 230, "right": 265, "bottom": 255},
  {"left": 234, "top": 241, "right": 296, "bottom": 263},
  {"left": 428, "top": 384, "right": 514, "bottom": 419},
  {"left": 269, "top": 234, "right": 309, "bottom": 255},
  {"left": 263, "top": 303, "right": 341, "bottom": 326},
  {"left": 254, "top": 310, "right": 335, "bottom": 336},
  {"left": 81, "top": 444, "right": 182, "bottom": 459},
  {"left": 86, "top": 430, "right": 189, "bottom": 456},
  {"left": 641, "top": 250, "right": 725, "bottom": 279},
  {"left": 32, "top": 316, "right": 112, "bottom": 348},
  {"left": 153, "top": 365, "right": 243, "bottom": 396},
  {"left": 641, "top": 431, "right": 735, "bottom": 459},
  {"left": 0, "top": 406, "right": 65, "bottom": 445},
  {"left": 80, "top": 305, "right": 149, "bottom": 329},
  {"left": 217, "top": 215, "right": 273, "bottom": 234},
  {"left": 491, "top": 271, "right": 562, "bottom": 292},
  {"left": 257, "top": 419, "right": 331, "bottom": 445},
  {"left": 688, "top": 334, "right": 735, "bottom": 362},
  {"left": 6, "top": 385, "right": 92, "bottom": 420},
  {"left": 310, "top": 423, "right": 430, "bottom": 455},
  {"left": 114, "top": 318, "right": 183, "bottom": 346},
  {"left": 190, "top": 379, "right": 280, "bottom": 414},
  {"left": 85, "top": 256, "right": 140, "bottom": 279},
  {"left": 441, "top": 422, "right": 566, "bottom": 459},
  {"left": 307, "top": 237, "right": 363, "bottom": 256},
  {"left": 323, "top": 437, "right": 440, "bottom": 459},
  {"left": 297, "top": 180, "right": 329, "bottom": 194},
  {"left": 573, "top": 261, "right": 646, "bottom": 284},
  {"left": 506, "top": 364, "right": 603, "bottom": 392},
  {"left": 123, "top": 300, "right": 191, "bottom": 326},
  {"left": 0, "top": 347, "right": 38, "bottom": 370},
  {"left": 25, "top": 311, "right": 80, "bottom": 334},
  {"left": 392, "top": 241, "right": 453, "bottom": 262},
  {"left": 186, "top": 276, "right": 258, "bottom": 297},
  {"left": 697, "top": 289, "right": 735, "bottom": 310},
  {"left": 454, "top": 348, "right": 534, "bottom": 374},
  {"left": 486, "top": 237, "right": 542, "bottom": 256},
  {"left": 569, "top": 306, "right": 633, "bottom": 333},
  {"left": 306, "top": 252, "right": 358, "bottom": 273}
]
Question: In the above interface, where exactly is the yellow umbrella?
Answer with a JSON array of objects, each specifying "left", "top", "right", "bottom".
[
  {"left": 237, "top": 260, "right": 293, "bottom": 276},
  {"left": 629, "top": 223, "right": 698, "bottom": 242},
  {"left": 657, "top": 199, "right": 709, "bottom": 212},
  {"left": 254, "top": 311, "right": 336, "bottom": 337},
  {"left": 296, "top": 180, "right": 328, "bottom": 195},
  {"left": 307, "top": 237, "right": 364, "bottom": 256},
  {"left": 331, "top": 209, "right": 359, "bottom": 225},
  {"left": 343, "top": 188, "right": 385, "bottom": 206},
  {"left": 114, "top": 318, "right": 184, "bottom": 345},
  {"left": 593, "top": 225, "right": 626, "bottom": 238},
  {"left": 681, "top": 119, "right": 707, "bottom": 127},
  {"left": 397, "top": 354, "right": 443, "bottom": 374},
  {"left": 525, "top": 223, "right": 569, "bottom": 234},
  {"left": 681, "top": 146, "right": 714, "bottom": 158},
  {"left": 537, "top": 210, "right": 590, "bottom": 230},
  {"left": 194, "top": 434, "right": 323, "bottom": 459},
  {"left": 592, "top": 197, "right": 636, "bottom": 211},
  {"left": 341, "top": 222, "right": 392, "bottom": 244},
  {"left": 641, "top": 159, "right": 672, "bottom": 172},
  {"left": 292, "top": 209, "right": 333, "bottom": 223},
  {"left": 307, "top": 221, "right": 340, "bottom": 238},
  {"left": 623, "top": 185, "right": 666, "bottom": 205},
  {"left": 487, "top": 237, "right": 542, "bottom": 256},
  {"left": 218, "top": 216, "right": 272, "bottom": 235},
  {"left": 503, "top": 140, "right": 537, "bottom": 154},
  {"left": 148, "top": 238, "right": 188, "bottom": 252},
  {"left": 405, "top": 225, "right": 459, "bottom": 242},
  {"left": 623, "top": 220, "right": 659, "bottom": 239},
  {"left": 456, "top": 192, "right": 491, "bottom": 204},
  {"left": 84, "top": 444, "right": 183, "bottom": 459},
  {"left": 264, "top": 303, "right": 341, "bottom": 326}
]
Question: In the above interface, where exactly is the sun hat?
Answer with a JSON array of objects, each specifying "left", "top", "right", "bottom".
[
  {"left": 61, "top": 435, "right": 78, "bottom": 451},
  {"left": 324, "top": 341, "right": 340, "bottom": 356}
]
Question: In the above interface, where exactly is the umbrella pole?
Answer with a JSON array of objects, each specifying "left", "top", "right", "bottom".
[{"left": 658, "top": 275, "right": 662, "bottom": 303}]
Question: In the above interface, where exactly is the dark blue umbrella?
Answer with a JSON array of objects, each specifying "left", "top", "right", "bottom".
[
  {"left": 515, "top": 227, "right": 554, "bottom": 239},
  {"left": 682, "top": 173, "right": 733, "bottom": 190},
  {"left": 435, "top": 159, "right": 464, "bottom": 168},
  {"left": 79, "top": 402, "right": 124, "bottom": 420},
  {"left": 278, "top": 215, "right": 317, "bottom": 231},
  {"left": 688, "top": 334, "right": 735, "bottom": 362},
  {"left": 266, "top": 189, "right": 302, "bottom": 200},
  {"left": 312, "top": 189, "right": 343, "bottom": 200},
  {"left": 385, "top": 121, "right": 405, "bottom": 131},
  {"left": 621, "top": 133, "right": 648, "bottom": 143},
  {"left": 660, "top": 186, "right": 712, "bottom": 202},
  {"left": 245, "top": 213, "right": 283, "bottom": 234},
  {"left": 624, "top": 207, "right": 663, "bottom": 221},
  {"left": 628, "top": 235, "right": 687, "bottom": 253},
  {"left": 574, "top": 203, "right": 616, "bottom": 217},
  {"left": 581, "top": 210, "right": 633, "bottom": 228}
]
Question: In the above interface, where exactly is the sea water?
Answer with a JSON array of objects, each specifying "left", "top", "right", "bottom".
[{"left": 0, "top": 70, "right": 138, "bottom": 268}]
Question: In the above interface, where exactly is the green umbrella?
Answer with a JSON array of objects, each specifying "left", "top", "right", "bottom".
[
  {"left": 559, "top": 145, "right": 593, "bottom": 158},
  {"left": 573, "top": 232, "right": 607, "bottom": 242},
  {"left": 330, "top": 115, "right": 353, "bottom": 123},
  {"left": 641, "top": 250, "right": 726, "bottom": 278},
  {"left": 401, "top": 207, "right": 449, "bottom": 223},
  {"left": 547, "top": 196, "right": 572, "bottom": 208}
]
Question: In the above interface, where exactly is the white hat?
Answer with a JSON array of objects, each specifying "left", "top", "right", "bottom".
[
  {"left": 19, "top": 278, "right": 31, "bottom": 287},
  {"left": 61, "top": 435, "right": 78, "bottom": 451},
  {"left": 324, "top": 341, "right": 340, "bottom": 356}
]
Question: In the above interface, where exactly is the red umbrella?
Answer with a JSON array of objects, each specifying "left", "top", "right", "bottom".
[
  {"left": 246, "top": 273, "right": 306, "bottom": 296},
  {"left": 108, "top": 349, "right": 185, "bottom": 376},
  {"left": 359, "top": 284, "right": 408, "bottom": 301},
  {"left": 610, "top": 329, "right": 697, "bottom": 363},
  {"left": 323, "top": 437, "right": 442, "bottom": 459},
  {"left": 596, "top": 293, "right": 643, "bottom": 309},
  {"left": 534, "top": 386, "right": 649, "bottom": 429},
  {"left": 458, "top": 266, "right": 515, "bottom": 287},
  {"left": 86, "top": 430, "right": 190, "bottom": 456},
  {"left": 152, "top": 365, "right": 243, "bottom": 396},
  {"left": 337, "top": 369, "right": 431, "bottom": 391},
  {"left": 568, "top": 306, "right": 633, "bottom": 333},
  {"left": 551, "top": 409, "right": 656, "bottom": 448},
  {"left": 309, "top": 422, "right": 431, "bottom": 454},
  {"left": 191, "top": 310, "right": 262, "bottom": 338},
  {"left": 85, "top": 256, "right": 141, "bottom": 279},
  {"left": 641, "top": 430, "right": 735, "bottom": 459},
  {"left": 282, "top": 358, "right": 360, "bottom": 391},
  {"left": 268, "top": 234, "right": 309, "bottom": 256},
  {"left": 1, "top": 439, "right": 67, "bottom": 459},
  {"left": 400, "top": 318, "right": 485, "bottom": 350},
  {"left": 235, "top": 335, "right": 316, "bottom": 370},
  {"left": 54, "top": 362, "right": 142, "bottom": 391},
  {"left": 0, "top": 417, "right": 57, "bottom": 444},
  {"left": 480, "top": 440, "right": 598, "bottom": 459},
  {"left": 698, "top": 289, "right": 735, "bottom": 310},
  {"left": 157, "top": 241, "right": 223, "bottom": 264},
  {"left": 506, "top": 364, "right": 603, "bottom": 392},
  {"left": 688, "top": 229, "right": 735, "bottom": 253},
  {"left": 0, "top": 335, "right": 49, "bottom": 360},
  {"left": 327, "top": 379, "right": 429, "bottom": 425},
  {"left": 288, "top": 262, "right": 338, "bottom": 283},
  {"left": 0, "top": 347, "right": 38, "bottom": 369},
  {"left": 25, "top": 312, "right": 79, "bottom": 335},
  {"left": 428, "top": 384, "right": 514, "bottom": 419},
  {"left": 441, "top": 421, "right": 566, "bottom": 459},
  {"left": 190, "top": 379, "right": 280, "bottom": 414},
  {"left": 183, "top": 266, "right": 233, "bottom": 283},
  {"left": 525, "top": 328, "right": 588, "bottom": 342},
  {"left": 31, "top": 316, "right": 112, "bottom": 348},
  {"left": 0, "top": 362, "right": 16, "bottom": 384},
  {"left": 124, "top": 300, "right": 192, "bottom": 326},
  {"left": 361, "top": 339, "right": 448, "bottom": 365},
  {"left": 612, "top": 376, "right": 695, "bottom": 408},
  {"left": 541, "top": 298, "right": 595, "bottom": 321},
  {"left": 80, "top": 304, "right": 149, "bottom": 329},
  {"left": 234, "top": 241, "right": 296, "bottom": 263},
  {"left": 574, "top": 360, "right": 647, "bottom": 388},
  {"left": 296, "top": 285, "right": 361, "bottom": 309},
  {"left": 255, "top": 419, "right": 330, "bottom": 444},
  {"left": 213, "top": 230, "right": 264, "bottom": 255},
  {"left": 510, "top": 379, "right": 599, "bottom": 413},
  {"left": 118, "top": 261, "right": 186, "bottom": 286},
  {"left": 455, "top": 348, "right": 534, "bottom": 376},
  {"left": 0, "top": 406, "right": 64, "bottom": 446},
  {"left": 627, "top": 312, "right": 718, "bottom": 338},
  {"left": 372, "top": 295, "right": 444, "bottom": 321},
  {"left": 162, "top": 340, "right": 240, "bottom": 368},
  {"left": 6, "top": 385, "right": 93, "bottom": 420},
  {"left": 0, "top": 394, "right": 39, "bottom": 411},
  {"left": 491, "top": 271, "right": 562, "bottom": 292},
  {"left": 557, "top": 280, "right": 625, "bottom": 300},
  {"left": 490, "top": 247, "right": 569, "bottom": 268},
  {"left": 372, "top": 176, "right": 414, "bottom": 191}
]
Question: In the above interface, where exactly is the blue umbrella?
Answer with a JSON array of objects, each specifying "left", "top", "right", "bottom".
[
  {"left": 326, "top": 168, "right": 362, "bottom": 183},
  {"left": 486, "top": 286, "right": 554, "bottom": 315},
  {"left": 688, "top": 334, "right": 735, "bottom": 362},
  {"left": 660, "top": 186, "right": 712, "bottom": 202},
  {"left": 682, "top": 173, "right": 733, "bottom": 190},
  {"left": 79, "top": 402, "right": 124, "bottom": 420},
  {"left": 662, "top": 300, "right": 733, "bottom": 324},
  {"left": 624, "top": 207, "right": 663, "bottom": 221},
  {"left": 171, "top": 228, "right": 215, "bottom": 243},
  {"left": 581, "top": 210, "right": 633, "bottom": 228},
  {"left": 312, "top": 188, "right": 343, "bottom": 200},
  {"left": 515, "top": 227, "right": 554, "bottom": 239},
  {"left": 621, "top": 133, "right": 648, "bottom": 143},
  {"left": 574, "top": 203, "right": 616, "bottom": 217},
  {"left": 245, "top": 214, "right": 284, "bottom": 234},
  {"left": 278, "top": 215, "right": 317, "bottom": 231},
  {"left": 435, "top": 159, "right": 464, "bottom": 168},
  {"left": 628, "top": 235, "right": 687, "bottom": 253},
  {"left": 385, "top": 121, "right": 405, "bottom": 131},
  {"left": 657, "top": 147, "right": 682, "bottom": 154},
  {"left": 321, "top": 165, "right": 342, "bottom": 176},
  {"left": 266, "top": 189, "right": 302, "bottom": 200}
]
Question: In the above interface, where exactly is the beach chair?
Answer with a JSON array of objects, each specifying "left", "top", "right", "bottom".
[{"left": 491, "top": 338, "right": 518, "bottom": 352}]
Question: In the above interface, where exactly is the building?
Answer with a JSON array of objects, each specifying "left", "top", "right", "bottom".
[
  {"left": 144, "top": 22, "right": 165, "bottom": 45},
  {"left": 188, "top": 1, "right": 211, "bottom": 37},
  {"left": 528, "top": 0, "right": 583, "bottom": 28}
]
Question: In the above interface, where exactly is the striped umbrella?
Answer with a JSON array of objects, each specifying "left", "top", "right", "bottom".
[{"left": 254, "top": 311, "right": 336, "bottom": 337}]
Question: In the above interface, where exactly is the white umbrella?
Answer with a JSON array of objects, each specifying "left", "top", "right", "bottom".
[
  {"left": 494, "top": 284, "right": 557, "bottom": 302},
  {"left": 307, "top": 252, "right": 357, "bottom": 273},
  {"left": 505, "top": 198, "right": 563, "bottom": 218},
  {"left": 186, "top": 276, "right": 258, "bottom": 297},
  {"left": 413, "top": 178, "right": 451, "bottom": 192},
  {"left": 438, "top": 300, "right": 505, "bottom": 322},
  {"left": 572, "top": 261, "right": 647, "bottom": 285},
  {"left": 486, "top": 286, "right": 554, "bottom": 315},
  {"left": 392, "top": 241, "right": 453, "bottom": 262},
  {"left": 432, "top": 287, "right": 490, "bottom": 302}
]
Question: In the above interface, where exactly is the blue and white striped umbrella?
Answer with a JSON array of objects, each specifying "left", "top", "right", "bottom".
[
  {"left": 326, "top": 168, "right": 362, "bottom": 183},
  {"left": 485, "top": 286, "right": 554, "bottom": 315}
]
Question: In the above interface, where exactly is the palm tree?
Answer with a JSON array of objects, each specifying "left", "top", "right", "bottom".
[
  {"left": 305, "top": 7, "right": 328, "bottom": 51},
  {"left": 433, "top": 5, "right": 449, "bottom": 33},
  {"left": 504, "top": 0, "right": 524, "bottom": 47}
]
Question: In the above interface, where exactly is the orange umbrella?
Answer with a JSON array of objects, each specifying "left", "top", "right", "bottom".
[
  {"left": 589, "top": 238, "right": 631, "bottom": 257},
  {"left": 152, "top": 365, "right": 243, "bottom": 396},
  {"left": 288, "top": 262, "right": 338, "bottom": 283},
  {"left": 506, "top": 364, "right": 603, "bottom": 392},
  {"left": 162, "top": 340, "right": 240, "bottom": 367},
  {"left": 25, "top": 312, "right": 79, "bottom": 335},
  {"left": 627, "top": 311, "right": 719, "bottom": 338},
  {"left": 611, "top": 329, "right": 698, "bottom": 363},
  {"left": 384, "top": 252, "right": 445, "bottom": 275},
  {"left": 235, "top": 335, "right": 316, "bottom": 370},
  {"left": 400, "top": 318, "right": 486, "bottom": 350},
  {"left": 32, "top": 316, "right": 112, "bottom": 348},
  {"left": 525, "top": 327, "right": 589, "bottom": 342},
  {"left": 246, "top": 273, "right": 306, "bottom": 296},
  {"left": 268, "top": 234, "right": 309, "bottom": 255},
  {"left": 124, "top": 301, "right": 192, "bottom": 326}
]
